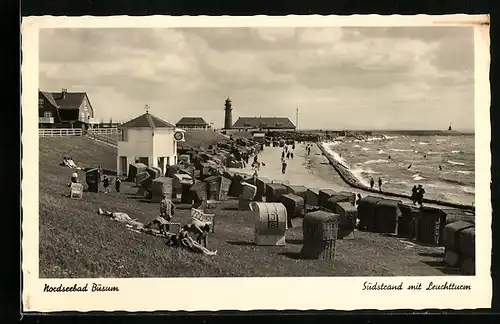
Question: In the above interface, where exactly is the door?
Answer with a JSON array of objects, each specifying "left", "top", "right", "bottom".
[
  {"left": 166, "top": 156, "right": 170, "bottom": 167},
  {"left": 137, "top": 157, "right": 149, "bottom": 166},
  {"left": 158, "top": 157, "right": 165, "bottom": 175},
  {"left": 120, "top": 156, "right": 127, "bottom": 176}
]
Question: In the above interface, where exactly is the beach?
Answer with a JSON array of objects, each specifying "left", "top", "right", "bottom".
[
  {"left": 321, "top": 135, "right": 475, "bottom": 206},
  {"left": 230, "top": 139, "right": 473, "bottom": 208}
]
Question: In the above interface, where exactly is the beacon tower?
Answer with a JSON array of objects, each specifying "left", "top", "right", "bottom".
[{"left": 224, "top": 97, "right": 233, "bottom": 130}]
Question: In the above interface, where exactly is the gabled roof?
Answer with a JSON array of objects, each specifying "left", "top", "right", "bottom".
[
  {"left": 39, "top": 91, "right": 62, "bottom": 121},
  {"left": 176, "top": 117, "right": 209, "bottom": 126},
  {"left": 232, "top": 117, "right": 296, "bottom": 129},
  {"left": 119, "top": 112, "right": 175, "bottom": 129},
  {"left": 39, "top": 91, "right": 59, "bottom": 108},
  {"left": 50, "top": 92, "right": 87, "bottom": 110}
]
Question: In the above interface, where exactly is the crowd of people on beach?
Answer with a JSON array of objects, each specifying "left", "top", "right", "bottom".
[{"left": 278, "top": 142, "right": 298, "bottom": 174}]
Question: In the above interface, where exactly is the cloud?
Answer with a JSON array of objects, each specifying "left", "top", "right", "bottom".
[{"left": 39, "top": 26, "right": 475, "bottom": 130}]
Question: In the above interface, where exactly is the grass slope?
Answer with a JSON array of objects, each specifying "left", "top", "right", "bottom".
[
  {"left": 38, "top": 137, "right": 456, "bottom": 278},
  {"left": 179, "top": 131, "right": 229, "bottom": 150}
]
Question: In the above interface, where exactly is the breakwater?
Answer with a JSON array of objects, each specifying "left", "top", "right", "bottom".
[{"left": 316, "top": 143, "right": 475, "bottom": 211}]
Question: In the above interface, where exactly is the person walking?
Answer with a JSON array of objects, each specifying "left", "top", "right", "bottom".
[
  {"left": 378, "top": 178, "right": 383, "bottom": 191},
  {"left": 281, "top": 157, "right": 287, "bottom": 174},
  {"left": 115, "top": 177, "right": 121, "bottom": 193},
  {"left": 416, "top": 184, "right": 425, "bottom": 206},
  {"left": 356, "top": 193, "right": 362, "bottom": 206},
  {"left": 411, "top": 185, "right": 418, "bottom": 205},
  {"left": 370, "top": 177, "right": 375, "bottom": 189}
]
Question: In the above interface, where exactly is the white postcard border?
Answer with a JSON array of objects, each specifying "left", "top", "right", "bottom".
[{"left": 21, "top": 14, "right": 491, "bottom": 312}]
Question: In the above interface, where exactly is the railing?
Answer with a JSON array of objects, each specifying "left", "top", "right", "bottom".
[
  {"left": 39, "top": 128, "right": 83, "bottom": 137},
  {"left": 86, "top": 131, "right": 119, "bottom": 146},
  {"left": 39, "top": 117, "right": 54, "bottom": 124},
  {"left": 87, "top": 128, "right": 122, "bottom": 136}
]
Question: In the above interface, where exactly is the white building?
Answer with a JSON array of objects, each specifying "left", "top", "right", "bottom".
[{"left": 117, "top": 112, "right": 185, "bottom": 177}]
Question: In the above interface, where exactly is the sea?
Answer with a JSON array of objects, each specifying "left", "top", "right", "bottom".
[{"left": 321, "top": 135, "right": 475, "bottom": 206}]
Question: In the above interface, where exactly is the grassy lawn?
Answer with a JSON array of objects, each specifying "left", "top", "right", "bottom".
[
  {"left": 178, "top": 130, "right": 230, "bottom": 150},
  {"left": 38, "top": 137, "right": 455, "bottom": 278}
]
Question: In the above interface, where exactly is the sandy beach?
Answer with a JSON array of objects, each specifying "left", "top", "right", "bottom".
[{"left": 230, "top": 143, "right": 446, "bottom": 209}]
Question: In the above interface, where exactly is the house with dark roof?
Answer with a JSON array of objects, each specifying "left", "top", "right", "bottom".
[
  {"left": 117, "top": 112, "right": 185, "bottom": 177},
  {"left": 175, "top": 117, "right": 211, "bottom": 130},
  {"left": 232, "top": 117, "right": 296, "bottom": 132},
  {"left": 38, "top": 88, "right": 95, "bottom": 128}
]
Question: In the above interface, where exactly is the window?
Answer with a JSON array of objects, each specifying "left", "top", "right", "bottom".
[
  {"left": 44, "top": 111, "right": 52, "bottom": 118},
  {"left": 119, "top": 129, "right": 127, "bottom": 142},
  {"left": 38, "top": 99, "right": 44, "bottom": 107}
]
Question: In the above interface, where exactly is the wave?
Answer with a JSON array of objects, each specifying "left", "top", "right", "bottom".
[
  {"left": 439, "top": 177, "right": 467, "bottom": 185},
  {"left": 364, "top": 159, "right": 389, "bottom": 165},
  {"left": 362, "top": 147, "right": 371, "bottom": 151},
  {"left": 447, "top": 160, "right": 466, "bottom": 166},
  {"left": 461, "top": 186, "right": 475, "bottom": 194},
  {"left": 436, "top": 139, "right": 448, "bottom": 142},
  {"left": 350, "top": 168, "right": 371, "bottom": 187},
  {"left": 419, "top": 142, "right": 430, "bottom": 145},
  {"left": 412, "top": 173, "right": 425, "bottom": 181},
  {"left": 353, "top": 144, "right": 361, "bottom": 148},
  {"left": 426, "top": 151, "right": 441, "bottom": 155},
  {"left": 320, "top": 142, "right": 371, "bottom": 187},
  {"left": 451, "top": 150, "right": 462, "bottom": 154},
  {"left": 321, "top": 143, "right": 350, "bottom": 169},
  {"left": 390, "top": 148, "right": 413, "bottom": 152},
  {"left": 456, "top": 170, "right": 474, "bottom": 175},
  {"left": 378, "top": 150, "right": 386, "bottom": 154}
]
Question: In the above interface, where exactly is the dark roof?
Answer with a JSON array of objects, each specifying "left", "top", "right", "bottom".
[
  {"left": 119, "top": 112, "right": 175, "bottom": 129},
  {"left": 50, "top": 92, "right": 87, "bottom": 110},
  {"left": 40, "top": 91, "right": 59, "bottom": 107},
  {"left": 232, "top": 117, "right": 296, "bottom": 129},
  {"left": 176, "top": 117, "right": 209, "bottom": 126}
]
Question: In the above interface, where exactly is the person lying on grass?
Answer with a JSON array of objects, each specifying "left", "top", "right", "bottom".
[
  {"left": 188, "top": 219, "right": 211, "bottom": 247},
  {"left": 176, "top": 224, "right": 216, "bottom": 256}
]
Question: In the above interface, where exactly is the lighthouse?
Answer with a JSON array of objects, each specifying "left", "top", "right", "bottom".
[{"left": 224, "top": 97, "right": 233, "bottom": 130}]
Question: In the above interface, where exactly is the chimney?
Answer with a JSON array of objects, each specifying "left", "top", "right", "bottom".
[{"left": 62, "top": 88, "right": 67, "bottom": 99}]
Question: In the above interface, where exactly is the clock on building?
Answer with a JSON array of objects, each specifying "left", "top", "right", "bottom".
[{"left": 174, "top": 131, "right": 184, "bottom": 141}]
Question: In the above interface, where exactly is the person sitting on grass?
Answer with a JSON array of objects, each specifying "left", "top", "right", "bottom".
[
  {"left": 145, "top": 215, "right": 171, "bottom": 236},
  {"left": 178, "top": 224, "right": 217, "bottom": 256},
  {"left": 67, "top": 172, "right": 79, "bottom": 187}
]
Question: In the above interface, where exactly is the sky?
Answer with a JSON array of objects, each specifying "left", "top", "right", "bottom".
[{"left": 39, "top": 27, "right": 475, "bottom": 131}]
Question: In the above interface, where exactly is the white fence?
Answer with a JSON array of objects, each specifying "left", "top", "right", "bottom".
[
  {"left": 39, "top": 128, "right": 83, "bottom": 137},
  {"left": 87, "top": 128, "right": 122, "bottom": 136}
]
